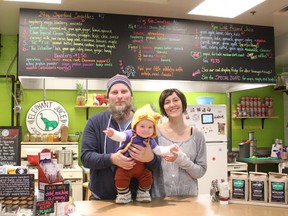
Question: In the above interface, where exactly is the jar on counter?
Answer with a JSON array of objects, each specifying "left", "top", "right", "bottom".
[
  {"left": 241, "top": 106, "right": 247, "bottom": 117},
  {"left": 236, "top": 104, "right": 242, "bottom": 116},
  {"left": 245, "top": 104, "right": 250, "bottom": 117},
  {"left": 269, "top": 97, "right": 273, "bottom": 107},
  {"left": 61, "top": 125, "right": 69, "bottom": 142},
  {"left": 249, "top": 106, "right": 254, "bottom": 117},
  {"left": 30, "top": 134, "right": 36, "bottom": 142},
  {"left": 257, "top": 105, "right": 262, "bottom": 117},
  {"left": 42, "top": 134, "right": 48, "bottom": 142},
  {"left": 36, "top": 134, "right": 42, "bottom": 142},
  {"left": 253, "top": 106, "right": 258, "bottom": 116},
  {"left": 246, "top": 98, "right": 250, "bottom": 106},
  {"left": 48, "top": 134, "right": 54, "bottom": 142},
  {"left": 261, "top": 104, "right": 266, "bottom": 116},
  {"left": 267, "top": 106, "right": 273, "bottom": 117},
  {"left": 253, "top": 97, "right": 257, "bottom": 107},
  {"left": 23, "top": 133, "right": 30, "bottom": 142},
  {"left": 53, "top": 134, "right": 60, "bottom": 142},
  {"left": 257, "top": 97, "right": 261, "bottom": 106},
  {"left": 264, "top": 97, "right": 270, "bottom": 106},
  {"left": 281, "top": 147, "right": 287, "bottom": 160}
]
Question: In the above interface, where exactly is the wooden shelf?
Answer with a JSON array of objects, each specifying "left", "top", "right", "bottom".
[
  {"left": 229, "top": 199, "right": 288, "bottom": 208},
  {"left": 233, "top": 116, "right": 279, "bottom": 119},
  {"left": 21, "top": 142, "right": 78, "bottom": 145},
  {"left": 233, "top": 116, "right": 279, "bottom": 129},
  {"left": 75, "top": 105, "right": 108, "bottom": 108},
  {"left": 75, "top": 105, "right": 108, "bottom": 119},
  {"left": 274, "top": 89, "right": 288, "bottom": 95}
]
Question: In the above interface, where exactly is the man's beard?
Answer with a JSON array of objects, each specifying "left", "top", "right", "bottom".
[{"left": 110, "top": 103, "right": 132, "bottom": 123}]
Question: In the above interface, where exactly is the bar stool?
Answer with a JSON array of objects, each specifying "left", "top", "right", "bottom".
[
  {"left": 278, "top": 161, "right": 288, "bottom": 173},
  {"left": 83, "top": 182, "right": 91, "bottom": 200},
  {"left": 83, "top": 171, "right": 91, "bottom": 200}
]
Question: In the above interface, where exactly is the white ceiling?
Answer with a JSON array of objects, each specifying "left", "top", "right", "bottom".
[
  {"left": 1, "top": 0, "right": 288, "bottom": 92},
  {"left": 0, "top": 0, "right": 288, "bottom": 68}
]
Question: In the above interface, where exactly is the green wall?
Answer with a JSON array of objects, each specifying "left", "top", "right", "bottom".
[
  {"left": 231, "top": 86, "right": 284, "bottom": 149},
  {"left": 0, "top": 35, "right": 17, "bottom": 126},
  {"left": 0, "top": 35, "right": 285, "bottom": 159},
  {"left": 14, "top": 89, "right": 227, "bottom": 137}
]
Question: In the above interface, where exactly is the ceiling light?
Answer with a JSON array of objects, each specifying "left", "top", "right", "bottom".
[
  {"left": 188, "top": 0, "right": 266, "bottom": 18},
  {"left": 4, "top": 0, "right": 61, "bottom": 3}
]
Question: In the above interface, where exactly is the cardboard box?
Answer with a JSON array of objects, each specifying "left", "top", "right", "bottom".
[{"left": 38, "top": 151, "right": 64, "bottom": 192}]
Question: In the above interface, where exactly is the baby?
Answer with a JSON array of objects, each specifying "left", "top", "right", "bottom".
[{"left": 103, "top": 104, "right": 178, "bottom": 204}]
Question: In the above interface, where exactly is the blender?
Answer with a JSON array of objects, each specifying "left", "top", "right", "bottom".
[
  {"left": 270, "top": 138, "right": 283, "bottom": 158},
  {"left": 239, "top": 131, "right": 257, "bottom": 158},
  {"left": 248, "top": 131, "right": 257, "bottom": 157}
]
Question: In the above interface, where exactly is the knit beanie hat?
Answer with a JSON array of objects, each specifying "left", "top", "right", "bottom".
[
  {"left": 106, "top": 74, "right": 133, "bottom": 98},
  {"left": 131, "top": 104, "right": 161, "bottom": 137}
]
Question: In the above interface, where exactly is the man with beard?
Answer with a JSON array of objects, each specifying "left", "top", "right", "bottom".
[{"left": 81, "top": 74, "right": 161, "bottom": 201}]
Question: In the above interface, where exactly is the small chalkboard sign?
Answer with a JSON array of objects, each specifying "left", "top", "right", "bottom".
[
  {"left": 36, "top": 200, "right": 54, "bottom": 215},
  {"left": 0, "top": 174, "right": 35, "bottom": 210},
  {"left": 0, "top": 174, "right": 34, "bottom": 197},
  {"left": 0, "top": 126, "right": 21, "bottom": 166},
  {"left": 44, "top": 183, "right": 70, "bottom": 203}
]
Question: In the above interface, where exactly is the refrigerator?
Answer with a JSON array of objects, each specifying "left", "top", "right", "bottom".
[{"left": 184, "top": 104, "right": 228, "bottom": 194}]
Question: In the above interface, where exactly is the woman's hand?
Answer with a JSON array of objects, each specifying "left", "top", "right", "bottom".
[
  {"left": 128, "top": 141, "right": 154, "bottom": 163},
  {"left": 111, "top": 149, "right": 135, "bottom": 170}
]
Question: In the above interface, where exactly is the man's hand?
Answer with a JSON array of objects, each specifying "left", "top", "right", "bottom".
[
  {"left": 128, "top": 140, "right": 154, "bottom": 163},
  {"left": 111, "top": 149, "right": 135, "bottom": 170}
]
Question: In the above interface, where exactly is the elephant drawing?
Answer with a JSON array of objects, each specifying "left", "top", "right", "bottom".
[{"left": 40, "top": 113, "right": 58, "bottom": 131}]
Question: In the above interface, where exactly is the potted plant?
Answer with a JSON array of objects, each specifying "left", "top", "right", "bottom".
[{"left": 76, "top": 81, "right": 86, "bottom": 106}]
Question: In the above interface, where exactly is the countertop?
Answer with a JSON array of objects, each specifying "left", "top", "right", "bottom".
[
  {"left": 237, "top": 157, "right": 284, "bottom": 164},
  {"left": 72, "top": 194, "right": 287, "bottom": 216}
]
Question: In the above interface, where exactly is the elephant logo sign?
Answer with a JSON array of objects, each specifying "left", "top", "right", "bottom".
[
  {"left": 26, "top": 100, "right": 69, "bottom": 135},
  {"left": 39, "top": 112, "right": 58, "bottom": 131}
]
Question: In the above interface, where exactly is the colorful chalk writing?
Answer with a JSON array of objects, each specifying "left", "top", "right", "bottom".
[
  {"left": 44, "top": 183, "right": 70, "bottom": 203},
  {"left": 19, "top": 8, "right": 275, "bottom": 83},
  {"left": 36, "top": 200, "right": 54, "bottom": 215},
  {"left": 0, "top": 127, "right": 21, "bottom": 166}
]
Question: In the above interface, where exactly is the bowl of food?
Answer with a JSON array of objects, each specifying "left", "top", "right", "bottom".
[
  {"left": 68, "top": 134, "right": 80, "bottom": 142},
  {"left": 27, "top": 154, "right": 39, "bottom": 166},
  {"left": 196, "top": 96, "right": 214, "bottom": 104}
]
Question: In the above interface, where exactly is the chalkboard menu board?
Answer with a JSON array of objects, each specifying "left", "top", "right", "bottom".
[
  {"left": 0, "top": 126, "right": 21, "bottom": 166},
  {"left": 19, "top": 8, "right": 275, "bottom": 83},
  {"left": 0, "top": 174, "right": 35, "bottom": 210}
]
